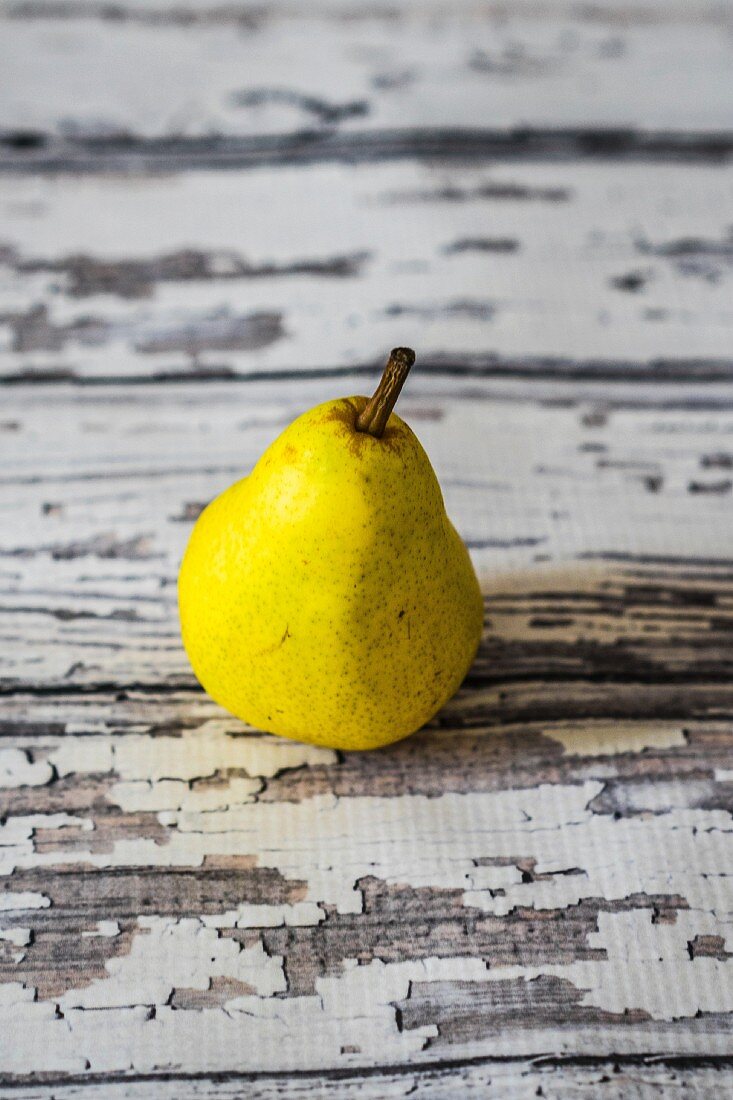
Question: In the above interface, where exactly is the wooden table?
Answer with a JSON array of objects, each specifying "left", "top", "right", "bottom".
[{"left": 2, "top": 1, "right": 733, "bottom": 1095}]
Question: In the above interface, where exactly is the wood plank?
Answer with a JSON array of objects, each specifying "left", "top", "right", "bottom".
[
  {"left": 2, "top": 377, "right": 732, "bottom": 689},
  {"left": 1, "top": 683, "right": 733, "bottom": 1075},
  {"left": 3, "top": 131, "right": 733, "bottom": 178},
  {"left": 1, "top": 161, "right": 732, "bottom": 383},
  {"left": 1, "top": 0, "right": 731, "bottom": 151},
  {"left": 3, "top": 0, "right": 732, "bottom": 1087},
  {"left": 3, "top": 379, "right": 732, "bottom": 1080},
  {"left": 1, "top": 1062, "right": 733, "bottom": 1098}
]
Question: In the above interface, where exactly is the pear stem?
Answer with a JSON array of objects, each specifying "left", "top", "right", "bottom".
[{"left": 355, "top": 347, "right": 416, "bottom": 438}]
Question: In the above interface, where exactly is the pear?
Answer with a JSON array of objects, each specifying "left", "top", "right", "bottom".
[{"left": 178, "top": 348, "right": 483, "bottom": 751}]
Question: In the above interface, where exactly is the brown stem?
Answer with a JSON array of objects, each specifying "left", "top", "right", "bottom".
[{"left": 355, "top": 347, "right": 416, "bottom": 437}]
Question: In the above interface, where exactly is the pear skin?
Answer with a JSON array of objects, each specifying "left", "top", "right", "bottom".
[{"left": 178, "top": 350, "right": 483, "bottom": 750}]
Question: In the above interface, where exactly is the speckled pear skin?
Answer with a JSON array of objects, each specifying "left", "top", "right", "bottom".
[{"left": 178, "top": 395, "right": 483, "bottom": 751}]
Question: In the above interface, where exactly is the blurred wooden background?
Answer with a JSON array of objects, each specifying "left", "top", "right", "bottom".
[{"left": 1, "top": 1, "right": 733, "bottom": 1095}]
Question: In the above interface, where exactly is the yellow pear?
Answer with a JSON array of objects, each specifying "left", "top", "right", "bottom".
[{"left": 178, "top": 348, "right": 483, "bottom": 751}]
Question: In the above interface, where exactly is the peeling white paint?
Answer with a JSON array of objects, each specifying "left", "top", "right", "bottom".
[
  {"left": 201, "top": 902, "right": 325, "bottom": 929},
  {"left": 3, "top": 780, "right": 733, "bottom": 926},
  {"left": 0, "top": 775, "right": 730, "bottom": 965},
  {"left": 0, "top": 927, "right": 31, "bottom": 947},
  {"left": 545, "top": 723, "right": 687, "bottom": 757},
  {"left": 110, "top": 776, "right": 263, "bottom": 813},
  {"left": 465, "top": 864, "right": 524, "bottom": 892},
  {"left": 1, "top": 8, "right": 732, "bottom": 1076},
  {"left": 0, "top": 749, "right": 53, "bottom": 788},
  {"left": 45, "top": 723, "right": 336, "bottom": 786},
  {"left": 50, "top": 739, "right": 114, "bottom": 778},
  {"left": 0, "top": 892, "right": 50, "bottom": 911},
  {"left": 478, "top": 908, "right": 733, "bottom": 1020},
  {"left": 0, "top": 814, "right": 93, "bottom": 876},
  {"left": 110, "top": 723, "right": 337, "bottom": 784},
  {"left": 0, "top": 958, "right": 460, "bottom": 1074},
  {"left": 61, "top": 917, "right": 285, "bottom": 1009},
  {"left": 0, "top": 983, "right": 35, "bottom": 1006},
  {"left": 82, "top": 920, "right": 121, "bottom": 938},
  {"left": 1, "top": 741, "right": 733, "bottom": 1069},
  {"left": 3, "top": 941, "right": 733, "bottom": 1076}
]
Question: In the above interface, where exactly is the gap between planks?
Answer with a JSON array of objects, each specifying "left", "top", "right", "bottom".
[{"left": 2, "top": 128, "right": 733, "bottom": 176}]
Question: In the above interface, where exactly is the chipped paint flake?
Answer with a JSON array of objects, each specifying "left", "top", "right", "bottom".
[
  {"left": 50, "top": 739, "right": 114, "bottom": 778},
  {"left": 544, "top": 722, "right": 687, "bottom": 757},
  {"left": 0, "top": 749, "right": 53, "bottom": 788},
  {"left": 202, "top": 902, "right": 325, "bottom": 929},
  {"left": 110, "top": 722, "right": 337, "bottom": 784},
  {"left": 0, "top": 892, "right": 50, "bottom": 911},
  {"left": 82, "top": 920, "right": 121, "bottom": 938},
  {"left": 0, "top": 983, "right": 35, "bottom": 1007},
  {"left": 61, "top": 917, "right": 285, "bottom": 1010},
  {"left": 478, "top": 909, "right": 733, "bottom": 1020},
  {"left": 0, "top": 927, "right": 31, "bottom": 947},
  {"left": 109, "top": 776, "right": 263, "bottom": 814}
]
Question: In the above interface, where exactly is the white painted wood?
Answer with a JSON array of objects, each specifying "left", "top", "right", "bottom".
[
  {"left": 1, "top": 1, "right": 731, "bottom": 139},
  {"left": 1, "top": 161, "right": 732, "bottom": 382},
  {"left": 2, "top": 0, "right": 732, "bottom": 1089},
  {"left": 1, "top": 692, "right": 733, "bottom": 1075},
  {"left": 2, "top": 378, "right": 731, "bottom": 1075},
  {"left": 2, "top": 378, "right": 732, "bottom": 687},
  {"left": 1, "top": 1063, "right": 732, "bottom": 1099}
]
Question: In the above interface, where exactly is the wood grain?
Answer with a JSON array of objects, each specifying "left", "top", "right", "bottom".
[
  {"left": 2, "top": 379, "right": 733, "bottom": 1087},
  {"left": 2, "top": 378, "right": 732, "bottom": 689},
  {"left": 3, "top": 1063, "right": 733, "bottom": 1099},
  {"left": 2, "top": 650, "right": 733, "bottom": 1077}
]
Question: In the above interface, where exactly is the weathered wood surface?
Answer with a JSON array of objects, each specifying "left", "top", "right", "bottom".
[
  {"left": 1, "top": 0, "right": 732, "bottom": 156},
  {"left": 2, "top": 0, "right": 733, "bottom": 1095},
  {"left": 1, "top": 161, "right": 733, "bottom": 381},
  {"left": 2, "top": 604, "right": 733, "bottom": 1073},
  {"left": 2, "top": 378, "right": 733, "bottom": 689},
  {"left": 4, "top": 1065, "right": 733, "bottom": 1100},
  {"left": 3, "top": 389, "right": 733, "bottom": 1094}
]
